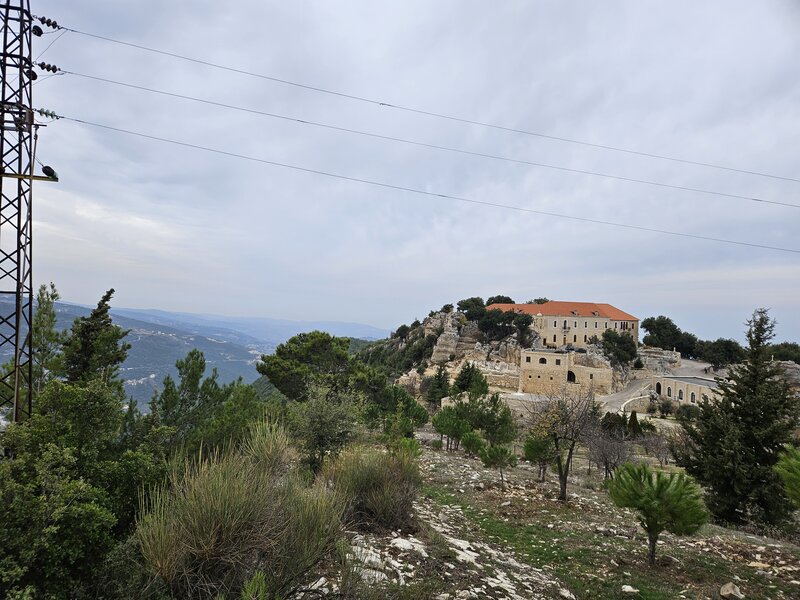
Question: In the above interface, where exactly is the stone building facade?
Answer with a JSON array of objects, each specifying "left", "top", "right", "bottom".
[
  {"left": 652, "top": 375, "right": 718, "bottom": 405},
  {"left": 487, "top": 301, "right": 639, "bottom": 349},
  {"left": 518, "top": 349, "right": 613, "bottom": 395}
]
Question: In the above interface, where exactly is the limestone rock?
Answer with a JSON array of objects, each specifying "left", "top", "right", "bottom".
[
  {"left": 719, "top": 582, "right": 744, "bottom": 599},
  {"left": 621, "top": 585, "right": 639, "bottom": 594}
]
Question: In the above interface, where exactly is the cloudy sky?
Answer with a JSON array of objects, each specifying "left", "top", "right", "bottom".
[{"left": 30, "top": 1, "right": 800, "bottom": 342}]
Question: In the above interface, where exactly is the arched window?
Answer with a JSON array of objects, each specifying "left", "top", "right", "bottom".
[
  {"left": 573, "top": 335, "right": 577, "bottom": 343},
  {"left": 678, "top": 390, "right": 684, "bottom": 401},
  {"left": 655, "top": 382, "right": 662, "bottom": 395},
  {"left": 667, "top": 387, "right": 672, "bottom": 397},
  {"left": 553, "top": 334, "right": 557, "bottom": 342},
  {"left": 539, "top": 357, "right": 547, "bottom": 364},
  {"left": 690, "top": 392, "right": 696, "bottom": 403}
]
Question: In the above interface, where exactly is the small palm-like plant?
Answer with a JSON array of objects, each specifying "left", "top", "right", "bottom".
[{"left": 607, "top": 463, "right": 708, "bottom": 566}]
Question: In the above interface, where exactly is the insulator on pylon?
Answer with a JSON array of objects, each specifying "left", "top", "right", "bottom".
[
  {"left": 37, "top": 17, "right": 59, "bottom": 29},
  {"left": 31, "top": 25, "right": 43, "bottom": 37},
  {"left": 37, "top": 62, "right": 59, "bottom": 73},
  {"left": 26, "top": 69, "right": 37, "bottom": 81}
]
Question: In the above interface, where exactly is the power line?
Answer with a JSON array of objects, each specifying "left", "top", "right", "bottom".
[
  {"left": 60, "top": 70, "right": 800, "bottom": 210},
  {"left": 58, "top": 24, "right": 800, "bottom": 185},
  {"left": 47, "top": 112, "right": 800, "bottom": 255}
]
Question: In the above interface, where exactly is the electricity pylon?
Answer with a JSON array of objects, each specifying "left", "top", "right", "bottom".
[{"left": 0, "top": 0, "right": 35, "bottom": 422}]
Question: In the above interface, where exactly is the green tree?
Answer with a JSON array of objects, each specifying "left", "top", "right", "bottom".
[
  {"left": 426, "top": 365, "right": 450, "bottom": 407},
  {"left": 0, "top": 380, "right": 165, "bottom": 596},
  {"left": 288, "top": 388, "right": 357, "bottom": 472},
  {"left": 675, "top": 309, "right": 800, "bottom": 524},
  {"left": 524, "top": 434, "right": 554, "bottom": 482},
  {"left": 31, "top": 282, "right": 64, "bottom": 395},
  {"left": 461, "top": 431, "right": 485, "bottom": 457},
  {"left": 775, "top": 445, "right": 800, "bottom": 507},
  {"left": 477, "top": 308, "right": 515, "bottom": 341},
  {"left": 60, "top": 289, "right": 130, "bottom": 391},
  {"left": 627, "top": 411, "right": 643, "bottom": 439},
  {"left": 479, "top": 445, "right": 517, "bottom": 490},
  {"left": 513, "top": 313, "right": 533, "bottom": 347},
  {"left": 394, "top": 324, "right": 411, "bottom": 340},
  {"left": 451, "top": 362, "right": 489, "bottom": 398},
  {"left": 456, "top": 297, "right": 486, "bottom": 321},
  {"left": 486, "top": 295, "right": 515, "bottom": 305},
  {"left": 607, "top": 463, "right": 708, "bottom": 566},
  {"left": 695, "top": 338, "right": 745, "bottom": 369},
  {"left": 601, "top": 329, "right": 638, "bottom": 367},
  {"left": 641, "top": 316, "right": 697, "bottom": 357},
  {"left": 258, "top": 331, "right": 352, "bottom": 401},
  {"left": 431, "top": 406, "right": 471, "bottom": 451},
  {"left": 477, "top": 393, "right": 516, "bottom": 447},
  {"left": 768, "top": 342, "right": 800, "bottom": 363}
]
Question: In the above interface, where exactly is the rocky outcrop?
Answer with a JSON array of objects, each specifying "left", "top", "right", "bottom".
[
  {"left": 777, "top": 360, "right": 800, "bottom": 393},
  {"left": 637, "top": 347, "right": 681, "bottom": 373}
]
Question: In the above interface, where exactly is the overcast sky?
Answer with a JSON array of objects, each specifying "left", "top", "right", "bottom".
[{"left": 30, "top": 1, "right": 800, "bottom": 342}]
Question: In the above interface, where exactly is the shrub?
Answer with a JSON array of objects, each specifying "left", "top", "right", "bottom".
[
  {"left": 607, "top": 463, "right": 708, "bottom": 566},
  {"left": 324, "top": 446, "right": 422, "bottom": 531},
  {"left": 136, "top": 422, "right": 341, "bottom": 599},
  {"left": 461, "top": 431, "right": 485, "bottom": 457},
  {"left": 633, "top": 357, "right": 644, "bottom": 369},
  {"left": 430, "top": 439, "right": 443, "bottom": 451},
  {"left": 675, "top": 404, "right": 701, "bottom": 423},
  {"left": 288, "top": 390, "right": 357, "bottom": 472},
  {"left": 659, "top": 398, "right": 674, "bottom": 417}
]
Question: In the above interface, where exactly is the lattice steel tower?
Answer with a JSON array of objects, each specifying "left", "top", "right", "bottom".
[{"left": 0, "top": 0, "right": 35, "bottom": 422}]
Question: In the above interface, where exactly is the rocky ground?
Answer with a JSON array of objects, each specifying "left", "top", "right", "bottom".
[{"left": 298, "top": 437, "right": 800, "bottom": 600}]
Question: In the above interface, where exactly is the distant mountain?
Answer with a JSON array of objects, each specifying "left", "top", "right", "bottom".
[{"left": 0, "top": 298, "right": 389, "bottom": 404}]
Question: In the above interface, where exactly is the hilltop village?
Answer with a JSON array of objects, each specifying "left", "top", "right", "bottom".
[{"left": 393, "top": 299, "right": 722, "bottom": 413}]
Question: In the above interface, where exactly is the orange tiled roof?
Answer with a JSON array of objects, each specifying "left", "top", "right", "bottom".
[{"left": 486, "top": 301, "right": 638, "bottom": 321}]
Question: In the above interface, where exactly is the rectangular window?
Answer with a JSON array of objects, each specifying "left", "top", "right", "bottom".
[
  {"left": 525, "top": 356, "right": 531, "bottom": 363},
  {"left": 595, "top": 322, "right": 598, "bottom": 328},
  {"left": 614, "top": 323, "right": 618, "bottom": 329},
  {"left": 574, "top": 321, "right": 577, "bottom": 328},
  {"left": 553, "top": 320, "right": 557, "bottom": 327},
  {"left": 605, "top": 322, "right": 608, "bottom": 328},
  {"left": 584, "top": 321, "right": 588, "bottom": 328},
  {"left": 555, "top": 359, "right": 561, "bottom": 365},
  {"left": 590, "top": 374, "right": 594, "bottom": 380}
]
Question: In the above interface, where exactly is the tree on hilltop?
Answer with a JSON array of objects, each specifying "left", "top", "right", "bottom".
[
  {"left": 456, "top": 297, "right": 486, "bottom": 321},
  {"left": 486, "top": 295, "right": 514, "bottom": 305}
]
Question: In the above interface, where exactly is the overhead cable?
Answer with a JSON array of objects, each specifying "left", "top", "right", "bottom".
[
  {"left": 58, "top": 24, "right": 800, "bottom": 184},
  {"left": 61, "top": 70, "right": 799, "bottom": 210},
  {"left": 46, "top": 112, "right": 800, "bottom": 255}
]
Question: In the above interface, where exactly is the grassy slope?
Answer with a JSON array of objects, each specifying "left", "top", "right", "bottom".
[{"left": 419, "top": 445, "right": 800, "bottom": 600}]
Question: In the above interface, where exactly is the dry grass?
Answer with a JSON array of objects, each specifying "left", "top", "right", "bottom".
[{"left": 136, "top": 421, "right": 341, "bottom": 600}]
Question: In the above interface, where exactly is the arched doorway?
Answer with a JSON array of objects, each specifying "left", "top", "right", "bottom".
[
  {"left": 655, "top": 382, "right": 662, "bottom": 395},
  {"left": 567, "top": 370, "right": 576, "bottom": 383}
]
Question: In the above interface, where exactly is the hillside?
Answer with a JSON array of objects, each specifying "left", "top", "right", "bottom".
[{"left": 0, "top": 298, "right": 388, "bottom": 403}]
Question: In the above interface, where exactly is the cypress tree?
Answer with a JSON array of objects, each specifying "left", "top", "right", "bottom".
[{"left": 675, "top": 309, "right": 799, "bottom": 524}]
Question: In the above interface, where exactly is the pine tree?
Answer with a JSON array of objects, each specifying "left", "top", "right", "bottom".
[
  {"left": 60, "top": 289, "right": 130, "bottom": 392},
  {"left": 675, "top": 309, "right": 800, "bottom": 524},
  {"left": 607, "top": 463, "right": 708, "bottom": 566}
]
